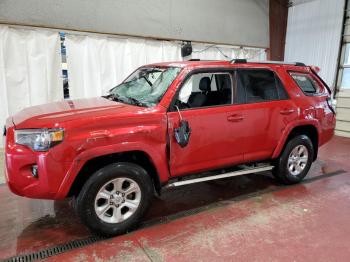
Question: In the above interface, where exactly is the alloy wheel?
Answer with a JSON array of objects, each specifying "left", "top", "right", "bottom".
[{"left": 94, "top": 177, "right": 141, "bottom": 223}]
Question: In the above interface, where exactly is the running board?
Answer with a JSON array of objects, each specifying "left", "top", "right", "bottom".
[{"left": 166, "top": 165, "right": 274, "bottom": 188}]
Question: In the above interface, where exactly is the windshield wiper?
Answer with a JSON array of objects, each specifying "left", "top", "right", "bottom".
[
  {"left": 108, "top": 93, "right": 126, "bottom": 103},
  {"left": 108, "top": 93, "right": 147, "bottom": 107},
  {"left": 142, "top": 76, "right": 153, "bottom": 87},
  {"left": 127, "top": 97, "right": 148, "bottom": 107}
]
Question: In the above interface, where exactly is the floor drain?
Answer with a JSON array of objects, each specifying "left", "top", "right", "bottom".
[{"left": 1, "top": 236, "right": 106, "bottom": 262}]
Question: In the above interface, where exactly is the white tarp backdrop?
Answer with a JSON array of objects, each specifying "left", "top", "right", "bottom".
[
  {"left": 66, "top": 34, "right": 267, "bottom": 99},
  {"left": 65, "top": 35, "right": 182, "bottom": 99},
  {"left": 0, "top": 25, "right": 62, "bottom": 146},
  {"left": 284, "top": 0, "right": 344, "bottom": 87},
  {"left": 191, "top": 44, "right": 267, "bottom": 61}
]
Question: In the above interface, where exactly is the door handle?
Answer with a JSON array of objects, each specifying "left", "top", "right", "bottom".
[
  {"left": 280, "top": 108, "right": 295, "bottom": 115},
  {"left": 227, "top": 114, "right": 244, "bottom": 122}
]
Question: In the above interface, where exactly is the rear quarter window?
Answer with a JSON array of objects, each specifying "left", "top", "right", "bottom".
[{"left": 290, "top": 72, "right": 323, "bottom": 95}]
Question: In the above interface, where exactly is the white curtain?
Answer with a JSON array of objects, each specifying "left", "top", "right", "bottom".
[
  {"left": 65, "top": 34, "right": 267, "bottom": 99},
  {"left": 191, "top": 44, "right": 267, "bottom": 61},
  {"left": 0, "top": 25, "right": 62, "bottom": 147},
  {"left": 65, "top": 35, "right": 182, "bottom": 99},
  {"left": 284, "top": 0, "right": 344, "bottom": 87}
]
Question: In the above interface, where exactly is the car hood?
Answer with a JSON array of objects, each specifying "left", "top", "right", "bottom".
[{"left": 12, "top": 97, "right": 146, "bottom": 129}]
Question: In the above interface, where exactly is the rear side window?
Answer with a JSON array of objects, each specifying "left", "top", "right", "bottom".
[
  {"left": 237, "top": 69, "right": 287, "bottom": 103},
  {"left": 290, "top": 73, "right": 322, "bottom": 95},
  {"left": 276, "top": 76, "right": 289, "bottom": 100}
]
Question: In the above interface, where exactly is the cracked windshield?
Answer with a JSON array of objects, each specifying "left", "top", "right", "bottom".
[{"left": 108, "top": 66, "right": 182, "bottom": 107}]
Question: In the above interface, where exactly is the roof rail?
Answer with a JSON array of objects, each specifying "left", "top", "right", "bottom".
[
  {"left": 250, "top": 60, "right": 306, "bottom": 66},
  {"left": 230, "top": 59, "right": 306, "bottom": 66},
  {"left": 231, "top": 59, "right": 247, "bottom": 64},
  {"left": 188, "top": 59, "right": 200, "bottom": 61}
]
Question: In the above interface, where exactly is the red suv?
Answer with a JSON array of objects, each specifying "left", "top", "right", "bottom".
[{"left": 3, "top": 60, "right": 335, "bottom": 236}]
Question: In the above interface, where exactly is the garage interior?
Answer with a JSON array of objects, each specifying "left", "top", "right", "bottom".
[{"left": 1, "top": 0, "right": 350, "bottom": 261}]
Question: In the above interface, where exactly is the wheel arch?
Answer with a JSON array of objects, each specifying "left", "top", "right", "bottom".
[
  {"left": 273, "top": 124, "right": 319, "bottom": 161},
  {"left": 67, "top": 150, "right": 163, "bottom": 198}
]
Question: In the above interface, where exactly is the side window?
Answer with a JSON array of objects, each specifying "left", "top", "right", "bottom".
[
  {"left": 290, "top": 73, "right": 322, "bottom": 95},
  {"left": 176, "top": 72, "right": 233, "bottom": 109},
  {"left": 237, "top": 69, "right": 279, "bottom": 103},
  {"left": 275, "top": 76, "right": 289, "bottom": 100}
]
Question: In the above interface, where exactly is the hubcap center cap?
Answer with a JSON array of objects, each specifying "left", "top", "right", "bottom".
[{"left": 111, "top": 195, "right": 123, "bottom": 205}]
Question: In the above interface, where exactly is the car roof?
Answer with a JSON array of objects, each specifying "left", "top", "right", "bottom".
[{"left": 146, "top": 60, "right": 310, "bottom": 72}]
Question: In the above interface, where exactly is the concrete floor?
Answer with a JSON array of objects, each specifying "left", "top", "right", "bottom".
[{"left": 0, "top": 136, "right": 350, "bottom": 261}]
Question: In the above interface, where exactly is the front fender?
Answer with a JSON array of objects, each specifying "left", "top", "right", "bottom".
[{"left": 55, "top": 141, "right": 169, "bottom": 199}]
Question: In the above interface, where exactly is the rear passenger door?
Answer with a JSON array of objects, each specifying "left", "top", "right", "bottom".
[{"left": 236, "top": 69, "right": 297, "bottom": 162}]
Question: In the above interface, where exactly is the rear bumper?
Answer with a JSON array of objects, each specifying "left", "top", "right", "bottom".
[
  {"left": 319, "top": 114, "right": 336, "bottom": 147},
  {"left": 4, "top": 127, "right": 72, "bottom": 200}
]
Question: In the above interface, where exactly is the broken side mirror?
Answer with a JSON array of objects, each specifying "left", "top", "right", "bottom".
[
  {"left": 174, "top": 106, "right": 191, "bottom": 148},
  {"left": 174, "top": 119, "right": 191, "bottom": 148}
]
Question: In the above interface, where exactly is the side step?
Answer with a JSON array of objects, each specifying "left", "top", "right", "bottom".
[{"left": 166, "top": 165, "right": 274, "bottom": 188}]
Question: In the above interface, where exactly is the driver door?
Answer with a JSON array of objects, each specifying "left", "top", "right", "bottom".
[{"left": 167, "top": 71, "right": 245, "bottom": 177}]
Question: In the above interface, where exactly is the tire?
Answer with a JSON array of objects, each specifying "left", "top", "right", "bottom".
[
  {"left": 76, "top": 162, "right": 153, "bottom": 236},
  {"left": 273, "top": 135, "right": 314, "bottom": 185}
]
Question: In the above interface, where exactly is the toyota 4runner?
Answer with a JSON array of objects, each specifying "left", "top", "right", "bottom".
[{"left": 3, "top": 59, "right": 336, "bottom": 236}]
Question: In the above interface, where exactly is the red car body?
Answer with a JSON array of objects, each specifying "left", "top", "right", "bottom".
[{"left": 4, "top": 60, "right": 336, "bottom": 199}]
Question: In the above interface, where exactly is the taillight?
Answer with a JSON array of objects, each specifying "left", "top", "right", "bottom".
[{"left": 326, "top": 96, "right": 336, "bottom": 114}]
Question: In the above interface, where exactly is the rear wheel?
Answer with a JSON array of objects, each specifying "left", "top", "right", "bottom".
[
  {"left": 273, "top": 135, "right": 314, "bottom": 184},
  {"left": 76, "top": 162, "right": 153, "bottom": 236}
]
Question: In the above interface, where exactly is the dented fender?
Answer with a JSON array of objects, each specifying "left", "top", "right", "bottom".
[
  {"left": 271, "top": 119, "right": 320, "bottom": 159},
  {"left": 55, "top": 140, "right": 170, "bottom": 199}
]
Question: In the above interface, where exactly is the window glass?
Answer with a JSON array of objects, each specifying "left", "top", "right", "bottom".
[
  {"left": 344, "top": 43, "right": 350, "bottom": 66},
  {"left": 176, "top": 73, "right": 232, "bottom": 109},
  {"left": 238, "top": 69, "right": 279, "bottom": 103},
  {"left": 290, "top": 73, "right": 321, "bottom": 94},
  {"left": 276, "top": 76, "right": 289, "bottom": 99},
  {"left": 191, "top": 73, "right": 218, "bottom": 92},
  {"left": 340, "top": 68, "right": 350, "bottom": 89},
  {"left": 109, "top": 66, "right": 181, "bottom": 107}
]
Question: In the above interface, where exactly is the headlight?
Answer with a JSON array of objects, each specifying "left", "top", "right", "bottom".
[{"left": 14, "top": 128, "right": 64, "bottom": 151}]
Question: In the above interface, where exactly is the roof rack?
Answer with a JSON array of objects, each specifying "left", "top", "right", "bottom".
[
  {"left": 254, "top": 60, "right": 306, "bottom": 66},
  {"left": 230, "top": 59, "right": 306, "bottom": 66},
  {"left": 188, "top": 59, "right": 201, "bottom": 61},
  {"left": 231, "top": 59, "right": 247, "bottom": 63}
]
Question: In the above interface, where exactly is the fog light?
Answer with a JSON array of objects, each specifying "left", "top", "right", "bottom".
[{"left": 31, "top": 165, "right": 38, "bottom": 178}]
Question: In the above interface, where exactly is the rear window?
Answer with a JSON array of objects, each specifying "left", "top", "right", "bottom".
[{"left": 290, "top": 73, "right": 322, "bottom": 95}]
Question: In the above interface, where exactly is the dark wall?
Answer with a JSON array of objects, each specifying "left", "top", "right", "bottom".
[{"left": 269, "top": 0, "right": 289, "bottom": 60}]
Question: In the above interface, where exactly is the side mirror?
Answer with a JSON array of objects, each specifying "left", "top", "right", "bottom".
[{"left": 174, "top": 120, "right": 191, "bottom": 148}]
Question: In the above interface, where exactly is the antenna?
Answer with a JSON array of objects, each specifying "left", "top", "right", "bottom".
[{"left": 175, "top": 105, "right": 183, "bottom": 121}]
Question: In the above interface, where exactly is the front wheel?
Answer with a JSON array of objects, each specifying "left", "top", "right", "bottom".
[
  {"left": 273, "top": 135, "right": 314, "bottom": 185},
  {"left": 76, "top": 162, "right": 153, "bottom": 236}
]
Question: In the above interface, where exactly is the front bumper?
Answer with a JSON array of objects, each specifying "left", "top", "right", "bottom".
[{"left": 4, "top": 126, "right": 72, "bottom": 199}]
